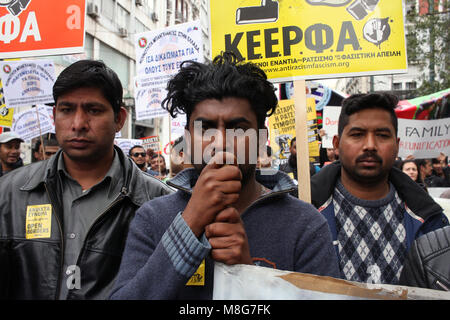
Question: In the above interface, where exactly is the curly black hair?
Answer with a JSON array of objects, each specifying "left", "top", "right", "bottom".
[{"left": 162, "top": 52, "right": 278, "bottom": 129}]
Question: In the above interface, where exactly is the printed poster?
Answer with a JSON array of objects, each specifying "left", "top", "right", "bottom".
[
  {"left": 0, "top": 59, "right": 55, "bottom": 108},
  {"left": 398, "top": 118, "right": 450, "bottom": 159},
  {"left": 12, "top": 105, "right": 54, "bottom": 141},
  {"left": 268, "top": 98, "right": 319, "bottom": 168},
  {"left": 0, "top": 0, "right": 86, "bottom": 59},
  {"left": 210, "top": 0, "right": 407, "bottom": 82},
  {"left": 134, "top": 21, "right": 203, "bottom": 120}
]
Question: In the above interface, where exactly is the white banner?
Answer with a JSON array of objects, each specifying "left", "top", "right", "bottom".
[
  {"left": 171, "top": 114, "right": 187, "bottom": 140},
  {"left": 134, "top": 21, "right": 203, "bottom": 120},
  {"left": 213, "top": 263, "right": 450, "bottom": 300},
  {"left": 321, "top": 106, "right": 341, "bottom": 149},
  {"left": 0, "top": 60, "right": 55, "bottom": 108},
  {"left": 134, "top": 77, "right": 168, "bottom": 120},
  {"left": 398, "top": 118, "right": 450, "bottom": 159},
  {"left": 12, "top": 105, "right": 55, "bottom": 142},
  {"left": 114, "top": 138, "right": 143, "bottom": 156}
]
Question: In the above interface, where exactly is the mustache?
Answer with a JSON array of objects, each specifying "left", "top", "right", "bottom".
[{"left": 356, "top": 152, "right": 382, "bottom": 163}]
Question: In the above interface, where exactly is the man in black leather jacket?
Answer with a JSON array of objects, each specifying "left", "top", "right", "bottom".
[
  {"left": 0, "top": 60, "right": 172, "bottom": 299},
  {"left": 399, "top": 226, "right": 450, "bottom": 291}
]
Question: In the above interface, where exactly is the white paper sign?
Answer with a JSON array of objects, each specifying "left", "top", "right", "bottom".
[
  {"left": 114, "top": 138, "right": 143, "bottom": 155},
  {"left": 171, "top": 114, "right": 187, "bottom": 140},
  {"left": 134, "top": 77, "right": 169, "bottom": 120},
  {"left": 134, "top": 21, "right": 203, "bottom": 120},
  {"left": 12, "top": 105, "right": 55, "bottom": 142},
  {"left": 398, "top": 118, "right": 450, "bottom": 159},
  {"left": 321, "top": 106, "right": 341, "bottom": 149},
  {"left": 0, "top": 60, "right": 55, "bottom": 108}
]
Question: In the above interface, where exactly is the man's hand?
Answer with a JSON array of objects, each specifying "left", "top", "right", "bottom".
[
  {"left": 205, "top": 207, "right": 253, "bottom": 265},
  {"left": 182, "top": 152, "right": 242, "bottom": 237}
]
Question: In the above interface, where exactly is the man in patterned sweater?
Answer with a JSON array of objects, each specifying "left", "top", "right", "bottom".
[{"left": 311, "top": 93, "right": 448, "bottom": 285}]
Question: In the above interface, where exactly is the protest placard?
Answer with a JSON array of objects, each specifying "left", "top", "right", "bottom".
[
  {"left": 0, "top": 106, "right": 14, "bottom": 127},
  {"left": 0, "top": 59, "right": 55, "bottom": 108},
  {"left": 12, "top": 105, "right": 54, "bottom": 141},
  {"left": 398, "top": 118, "right": 450, "bottom": 159},
  {"left": 134, "top": 21, "right": 203, "bottom": 120},
  {"left": 140, "top": 135, "right": 160, "bottom": 153},
  {"left": 213, "top": 262, "right": 450, "bottom": 300},
  {"left": 0, "top": 0, "right": 86, "bottom": 59},
  {"left": 268, "top": 98, "right": 319, "bottom": 169},
  {"left": 209, "top": 0, "right": 407, "bottom": 82},
  {"left": 321, "top": 106, "right": 342, "bottom": 149},
  {"left": 114, "top": 138, "right": 143, "bottom": 156}
]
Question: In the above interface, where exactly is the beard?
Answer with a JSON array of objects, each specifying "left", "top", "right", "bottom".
[
  {"left": 136, "top": 162, "right": 146, "bottom": 169},
  {"left": 341, "top": 152, "right": 390, "bottom": 185}
]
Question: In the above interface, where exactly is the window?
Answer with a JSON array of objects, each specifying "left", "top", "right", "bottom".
[
  {"left": 393, "top": 83, "right": 402, "bottom": 91},
  {"left": 102, "top": 0, "right": 115, "bottom": 20},
  {"left": 117, "top": 4, "right": 130, "bottom": 29},
  {"left": 406, "top": 82, "right": 417, "bottom": 90}
]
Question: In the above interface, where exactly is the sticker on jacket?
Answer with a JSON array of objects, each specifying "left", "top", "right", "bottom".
[
  {"left": 25, "top": 204, "right": 52, "bottom": 239},
  {"left": 186, "top": 259, "right": 205, "bottom": 286}
]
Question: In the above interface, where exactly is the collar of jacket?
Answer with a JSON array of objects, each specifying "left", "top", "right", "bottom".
[
  {"left": 311, "top": 161, "right": 443, "bottom": 221},
  {"left": 18, "top": 145, "right": 150, "bottom": 207},
  {"left": 166, "top": 167, "right": 297, "bottom": 196}
]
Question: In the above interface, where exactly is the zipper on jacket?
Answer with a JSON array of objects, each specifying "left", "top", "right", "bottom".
[
  {"left": 44, "top": 183, "right": 65, "bottom": 300},
  {"left": 81, "top": 187, "right": 128, "bottom": 243},
  {"left": 69, "top": 187, "right": 129, "bottom": 298}
]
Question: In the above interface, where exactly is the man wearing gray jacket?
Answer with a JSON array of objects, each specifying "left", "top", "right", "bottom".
[{"left": 0, "top": 60, "right": 172, "bottom": 299}]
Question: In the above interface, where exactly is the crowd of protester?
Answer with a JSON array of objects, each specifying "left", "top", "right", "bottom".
[{"left": 0, "top": 53, "right": 448, "bottom": 300}]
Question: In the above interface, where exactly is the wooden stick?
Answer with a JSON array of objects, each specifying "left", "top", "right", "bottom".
[{"left": 293, "top": 80, "right": 311, "bottom": 203}]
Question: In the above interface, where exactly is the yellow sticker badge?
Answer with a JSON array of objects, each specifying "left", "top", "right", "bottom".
[
  {"left": 186, "top": 259, "right": 205, "bottom": 286},
  {"left": 25, "top": 204, "right": 52, "bottom": 239}
]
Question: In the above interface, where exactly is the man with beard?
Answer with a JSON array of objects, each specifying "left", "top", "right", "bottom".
[
  {"left": 110, "top": 52, "right": 340, "bottom": 300},
  {"left": 129, "top": 145, "right": 148, "bottom": 171},
  {"left": 311, "top": 93, "right": 448, "bottom": 285}
]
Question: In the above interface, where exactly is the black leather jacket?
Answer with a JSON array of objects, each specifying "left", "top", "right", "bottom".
[
  {"left": 399, "top": 226, "right": 450, "bottom": 291},
  {"left": 0, "top": 147, "right": 173, "bottom": 299}
]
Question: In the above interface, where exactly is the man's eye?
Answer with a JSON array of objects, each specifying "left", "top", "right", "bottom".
[
  {"left": 89, "top": 108, "right": 102, "bottom": 114},
  {"left": 350, "top": 132, "right": 362, "bottom": 137},
  {"left": 59, "top": 107, "right": 72, "bottom": 113}
]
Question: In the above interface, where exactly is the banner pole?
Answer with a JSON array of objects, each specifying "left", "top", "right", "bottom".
[
  {"left": 168, "top": 114, "right": 172, "bottom": 178},
  {"left": 293, "top": 80, "right": 311, "bottom": 203},
  {"left": 34, "top": 105, "right": 46, "bottom": 160}
]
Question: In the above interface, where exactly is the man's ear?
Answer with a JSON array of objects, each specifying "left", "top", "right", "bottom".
[
  {"left": 115, "top": 107, "right": 127, "bottom": 132},
  {"left": 332, "top": 135, "right": 340, "bottom": 157}
]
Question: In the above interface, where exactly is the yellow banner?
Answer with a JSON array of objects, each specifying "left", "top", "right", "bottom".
[
  {"left": 0, "top": 80, "right": 14, "bottom": 128},
  {"left": 268, "top": 98, "right": 319, "bottom": 167},
  {"left": 209, "top": 0, "right": 407, "bottom": 82}
]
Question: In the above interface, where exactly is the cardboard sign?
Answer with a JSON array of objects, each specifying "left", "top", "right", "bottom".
[
  {"left": 12, "top": 105, "right": 54, "bottom": 141},
  {"left": 0, "top": 0, "right": 86, "bottom": 59},
  {"left": 0, "top": 59, "right": 55, "bottom": 108},
  {"left": 209, "top": 0, "right": 407, "bottom": 82},
  {"left": 398, "top": 118, "right": 450, "bottom": 159},
  {"left": 0, "top": 106, "right": 14, "bottom": 127},
  {"left": 268, "top": 98, "right": 319, "bottom": 168},
  {"left": 134, "top": 21, "right": 203, "bottom": 120},
  {"left": 213, "top": 262, "right": 450, "bottom": 300},
  {"left": 321, "top": 106, "right": 342, "bottom": 149},
  {"left": 140, "top": 135, "right": 160, "bottom": 153},
  {"left": 114, "top": 138, "right": 143, "bottom": 156}
]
